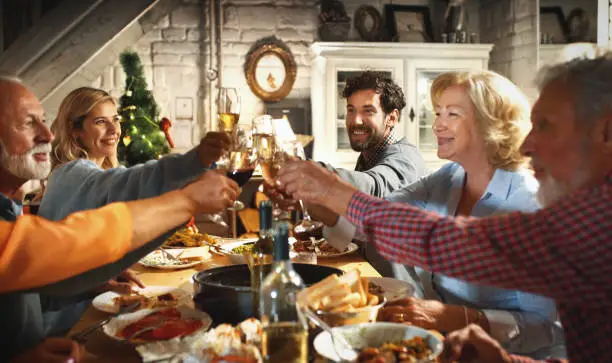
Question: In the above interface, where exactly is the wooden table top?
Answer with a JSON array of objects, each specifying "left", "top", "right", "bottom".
[{"left": 68, "top": 246, "right": 380, "bottom": 362}]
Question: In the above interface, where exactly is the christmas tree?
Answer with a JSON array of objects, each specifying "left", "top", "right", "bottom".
[{"left": 118, "top": 51, "right": 172, "bottom": 166}]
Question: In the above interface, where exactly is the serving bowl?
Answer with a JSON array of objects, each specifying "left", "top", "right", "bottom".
[
  {"left": 313, "top": 322, "right": 443, "bottom": 362},
  {"left": 192, "top": 264, "right": 342, "bottom": 324}
]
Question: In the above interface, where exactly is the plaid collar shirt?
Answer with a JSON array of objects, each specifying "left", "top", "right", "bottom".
[
  {"left": 346, "top": 172, "right": 612, "bottom": 363},
  {"left": 356, "top": 130, "right": 399, "bottom": 171}
]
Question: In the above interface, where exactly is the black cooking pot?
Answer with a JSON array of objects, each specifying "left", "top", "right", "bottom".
[{"left": 192, "top": 264, "right": 342, "bottom": 325}]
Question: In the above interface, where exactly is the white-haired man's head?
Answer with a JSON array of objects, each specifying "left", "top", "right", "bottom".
[
  {"left": 521, "top": 54, "right": 612, "bottom": 206},
  {"left": 0, "top": 77, "right": 54, "bottom": 183}
]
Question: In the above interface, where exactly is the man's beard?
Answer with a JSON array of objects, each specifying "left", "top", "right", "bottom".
[
  {"left": 348, "top": 125, "right": 384, "bottom": 152},
  {"left": 0, "top": 142, "right": 52, "bottom": 180},
  {"left": 535, "top": 160, "right": 591, "bottom": 207}
]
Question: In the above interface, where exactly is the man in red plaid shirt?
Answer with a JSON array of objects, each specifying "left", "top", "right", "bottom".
[{"left": 278, "top": 55, "right": 612, "bottom": 362}]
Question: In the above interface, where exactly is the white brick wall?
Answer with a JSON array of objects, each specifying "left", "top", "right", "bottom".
[
  {"left": 480, "top": 0, "right": 538, "bottom": 100},
  {"left": 87, "top": 0, "right": 528, "bottom": 150},
  {"left": 92, "top": 0, "right": 207, "bottom": 152},
  {"left": 218, "top": 1, "right": 317, "bottom": 126}
]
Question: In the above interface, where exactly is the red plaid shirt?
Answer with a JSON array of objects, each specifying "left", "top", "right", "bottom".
[{"left": 346, "top": 172, "right": 612, "bottom": 363}]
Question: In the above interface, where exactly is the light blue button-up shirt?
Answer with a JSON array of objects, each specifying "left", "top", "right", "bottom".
[{"left": 325, "top": 162, "right": 566, "bottom": 359}]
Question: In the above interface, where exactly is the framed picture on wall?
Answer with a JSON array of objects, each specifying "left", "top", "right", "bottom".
[
  {"left": 540, "top": 7, "right": 568, "bottom": 44},
  {"left": 384, "top": 5, "right": 433, "bottom": 43}
]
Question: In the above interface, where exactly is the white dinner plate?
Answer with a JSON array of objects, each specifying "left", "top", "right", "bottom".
[
  {"left": 103, "top": 306, "right": 212, "bottom": 344},
  {"left": 92, "top": 286, "right": 192, "bottom": 314},
  {"left": 368, "top": 277, "right": 415, "bottom": 302},
  {"left": 138, "top": 250, "right": 205, "bottom": 270},
  {"left": 308, "top": 242, "right": 359, "bottom": 258}
]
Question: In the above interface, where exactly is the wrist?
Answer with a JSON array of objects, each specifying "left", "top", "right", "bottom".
[
  {"left": 172, "top": 190, "right": 197, "bottom": 216},
  {"left": 326, "top": 179, "right": 357, "bottom": 216},
  {"left": 461, "top": 307, "right": 490, "bottom": 332}
]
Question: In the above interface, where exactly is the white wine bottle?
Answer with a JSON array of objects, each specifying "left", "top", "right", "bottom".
[
  {"left": 246, "top": 200, "right": 274, "bottom": 316},
  {"left": 260, "top": 223, "right": 308, "bottom": 363}
]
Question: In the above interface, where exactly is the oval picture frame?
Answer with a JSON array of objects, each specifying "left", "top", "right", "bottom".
[
  {"left": 245, "top": 38, "right": 297, "bottom": 102},
  {"left": 355, "top": 5, "right": 382, "bottom": 41}
]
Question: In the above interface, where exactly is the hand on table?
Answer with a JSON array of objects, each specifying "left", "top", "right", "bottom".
[
  {"left": 378, "top": 297, "right": 457, "bottom": 331},
  {"left": 101, "top": 268, "right": 145, "bottom": 294},
  {"left": 441, "top": 324, "right": 512, "bottom": 363},
  {"left": 11, "top": 337, "right": 86, "bottom": 363}
]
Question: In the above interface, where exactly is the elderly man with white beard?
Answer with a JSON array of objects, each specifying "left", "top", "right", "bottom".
[
  {"left": 0, "top": 77, "right": 239, "bottom": 362},
  {"left": 277, "top": 55, "right": 612, "bottom": 362}
]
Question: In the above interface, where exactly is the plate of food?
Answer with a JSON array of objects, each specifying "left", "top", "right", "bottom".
[
  {"left": 211, "top": 238, "right": 312, "bottom": 264},
  {"left": 139, "top": 250, "right": 205, "bottom": 270},
  {"left": 313, "top": 322, "right": 443, "bottom": 362},
  {"left": 209, "top": 238, "right": 262, "bottom": 264},
  {"left": 368, "top": 277, "right": 415, "bottom": 303},
  {"left": 292, "top": 238, "right": 358, "bottom": 258},
  {"left": 163, "top": 226, "right": 219, "bottom": 249},
  {"left": 103, "top": 306, "right": 212, "bottom": 344},
  {"left": 92, "top": 286, "right": 191, "bottom": 314},
  {"left": 136, "top": 317, "right": 262, "bottom": 363}
]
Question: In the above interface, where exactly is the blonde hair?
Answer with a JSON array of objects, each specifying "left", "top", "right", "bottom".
[
  {"left": 430, "top": 71, "right": 531, "bottom": 170},
  {"left": 51, "top": 87, "right": 119, "bottom": 170}
]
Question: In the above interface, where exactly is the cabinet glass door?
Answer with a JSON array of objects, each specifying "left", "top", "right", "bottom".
[
  {"left": 416, "top": 71, "right": 440, "bottom": 156},
  {"left": 336, "top": 70, "right": 392, "bottom": 151}
]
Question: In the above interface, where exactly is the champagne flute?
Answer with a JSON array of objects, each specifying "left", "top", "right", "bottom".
[
  {"left": 277, "top": 141, "right": 323, "bottom": 239},
  {"left": 204, "top": 87, "right": 242, "bottom": 227},
  {"left": 217, "top": 87, "right": 240, "bottom": 133},
  {"left": 216, "top": 87, "right": 241, "bottom": 170}
]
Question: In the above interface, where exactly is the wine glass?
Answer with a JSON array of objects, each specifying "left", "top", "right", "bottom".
[
  {"left": 215, "top": 126, "right": 257, "bottom": 212},
  {"left": 204, "top": 87, "right": 243, "bottom": 228},
  {"left": 277, "top": 141, "right": 324, "bottom": 238},
  {"left": 217, "top": 87, "right": 240, "bottom": 133}
]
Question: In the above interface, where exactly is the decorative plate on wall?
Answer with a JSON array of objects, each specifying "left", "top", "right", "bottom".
[
  {"left": 355, "top": 5, "right": 382, "bottom": 41},
  {"left": 244, "top": 36, "right": 297, "bottom": 102}
]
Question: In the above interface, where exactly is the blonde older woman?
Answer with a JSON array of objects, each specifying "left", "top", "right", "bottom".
[
  {"left": 317, "top": 71, "right": 565, "bottom": 359},
  {"left": 36, "top": 87, "right": 234, "bottom": 335}
]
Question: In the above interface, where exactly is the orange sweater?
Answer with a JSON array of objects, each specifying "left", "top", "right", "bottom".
[{"left": 0, "top": 203, "right": 133, "bottom": 293}]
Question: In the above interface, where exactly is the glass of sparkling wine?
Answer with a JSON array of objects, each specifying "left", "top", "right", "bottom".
[
  {"left": 216, "top": 87, "right": 241, "bottom": 170},
  {"left": 204, "top": 87, "right": 243, "bottom": 227},
  {"left": 217, "top": 87, "right": 240, "bottom": 133}
]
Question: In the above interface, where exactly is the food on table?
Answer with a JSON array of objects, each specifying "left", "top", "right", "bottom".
[
  {"left": 163, "top": 225, "right": 216, "bottom": 248},
  {"left": 119, "top": 308, "right": 204, "bottom": 341},
  {"left": 356, "top": 336, "right": 434, "bottom": 363},
  {"left": 113, "top": 292, "right": 179, "bottom": 310},
  {"left": 298, "top": 269, "right": 379, "bottom": 313},
  {"left": 140, "top": 252, "right": 203, "bottom": 267},
  {"left": 368, "top": 281, "right": 385, "bottom": 297},
  {"left": 231, "top": 242, "right": 255, "bottom": 255},
  {"left": 190, "top": 318, "right": 263, "bottom": 362},
  {"left": 292, "top": 238, "right": 344, "bottom": 255},
  {"left": 293, "top": 220, "right": 324, "bottom": 241}
]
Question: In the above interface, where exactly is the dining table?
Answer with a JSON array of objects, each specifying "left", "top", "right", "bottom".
[{"left": 67, "top": 244, "right": 381, "bottom": 362}]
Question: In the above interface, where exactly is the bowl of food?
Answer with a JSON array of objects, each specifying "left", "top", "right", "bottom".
[
  {"left": 313, "top": 322, "right": 443, "bottom": 363},
  {"left": 209, "top": 238, "right": 257, "bottom": 264},
  {"left": 298, "top": 270, "right": 386, "bottom": 327}
]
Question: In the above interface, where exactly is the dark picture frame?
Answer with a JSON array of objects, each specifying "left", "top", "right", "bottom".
[
  {"left": 384, "top": 5, "right": 433, "bottom": 43},
  {"left": 540, "top": 6, "right": 568, "bottom": 44}
]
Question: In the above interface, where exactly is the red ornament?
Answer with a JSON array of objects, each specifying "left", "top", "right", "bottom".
[{"left": 160, "top": 117, "right": 175, "bottom": 148}]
